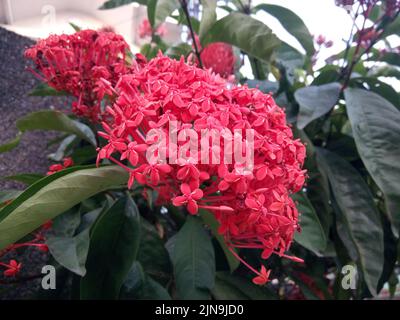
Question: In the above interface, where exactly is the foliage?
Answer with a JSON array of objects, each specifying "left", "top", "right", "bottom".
[{"left": 0, "top": 0, "right": 399, "bottom": 300}]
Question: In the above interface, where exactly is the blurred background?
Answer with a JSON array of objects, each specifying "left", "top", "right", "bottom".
[{"left": 1, "top": 0, "right": 399, "bottom": 87}]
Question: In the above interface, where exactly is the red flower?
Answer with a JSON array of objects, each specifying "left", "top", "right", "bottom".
[
  {"left": 25, "top": 30, "right": 131, "bottom": 122},
  {"left": 200, "top": 42, "right": 236, "bottom": 78},
  {"left": 252, "top": 265, "right": 271, "bottom": 285},
  {"left": 2, "top": 260, "right": 22, "bottom": 277},
  {"left": 47, "top": 157, "right": 74, "bottom": 175},
  {"left": 138, "top": 19, "right": 167, "bottom": 38},
  {"left": 95, "top": 53, "right": 307, "bottom": 283},
  {"left": 172, "top": 183, "right": 204, "bottom": 215}
]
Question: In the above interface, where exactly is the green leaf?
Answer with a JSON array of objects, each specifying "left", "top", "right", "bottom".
[
  {"left": 317, "top": 148, "right": 384, "bottom": 295},
  {"left": 245, "top": 80, "right": 279, "bottom": 94},
  {"left": 212, "top": 272, "right": 277, "bottom": 300},
  {"left": 202, "top": 12, "right": 280, "bottom": 64},
  {"left": 51, "top": 207, "right": 82, "bottom": 237},
  {"left": 16, "top": 110, "right": 96, "bottom": 146},
  {"left": 199, "top": 0, "right": 217, "bottom": 41},
  {"left": 69, "top": 22, "right": 82, "bottom": 32},
  {"left": 148, "top": 0, "right": 179, "bottom": 27},
  {"left": 199, "top": 209, "right": 239, "bottom": 273},
  {"left": 0, "top": 166, "right": 128, "bottom": 250},
  {"left": 345, "top": 88, "right": 400, "bottom": 236},
  {"left": 29, "top": 83, "right": 67, "bottom": 96},
  {"left": 3, "top": 173, "right": 44, "bottom": 186},
  {"left": 170, "top": 215, "right": 215, "bottom": 300},
  {"left": 368, "top": 65, "right": 400, "bottom": 80},
  {"left": 137, "top": 218, "right": 172, "bottom": 280},
  {"left": 99, "top": 0, "right": 147, "bottom": 10},
  {"left": 0, "top": 133, "right": 21, "bottom": 153},
  {"left": 274, "top": 42, "right": 305, "bottom": 84},
  {"left": 48, "top": 135, "right": 77, "bottom": 162},
  {"left": 46, "top": 228, "right": 90, "bottom": 276},
  {"left": 294, "top": 82, "right": 341, "bottom": 129},
  {"left": 166, "top": 43, "right": 193, "bottom": 60},
  {"left": 350, "top": 78, "right": 400, "bottom": 109},
  {"left": 80, "top": 195, "right": 141, "bottom": 299},
  {"left": 293, "top": 192, "right": 327, "bottom": 254},
  {"left": 378, "top": 52, "right": 400, "bottom": 67},
  {"left": 120, "top": 261, "right": 171, "bottom": 299},
  {"left": 254, "top": 4, "right": 314, "bottom": 54},
  {"left": 381, "top": 16, "right": 400, "bottom": 38}
]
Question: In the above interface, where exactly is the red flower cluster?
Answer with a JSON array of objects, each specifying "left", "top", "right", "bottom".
[
  {"left": 0, "top": 221, "right": 51, "bottom": 277},
  {"left": 24, "top": 30, "right": 131, "bottom": 122},
  {"left": 47, "top": 157, "right": 74, "bottom": 175},
  {"left": 96, "top": 53, "right": 306, "bottom": 284},
  {"left": 200, "top": 42, "right": 236, "bottom": 79},
  {"left": 138, "top": 19, "right": 167, "bottom": 39}
]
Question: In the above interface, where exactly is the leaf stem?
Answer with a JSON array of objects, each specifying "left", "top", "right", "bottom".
[{"left": 180, "top": 0, "right": 203, "bottom": 68}]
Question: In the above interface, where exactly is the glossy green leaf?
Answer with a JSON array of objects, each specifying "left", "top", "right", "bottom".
[
  {"left": 345, "top": 88, "right": 400, "bottom": 236},
  {"left": 170, "top": 215, "right": 215, "bottom": 300},
  {"left": 148, "top": 0, "right": 179, "bottom": 27},
  {"left": 212, "top": 272, "right": 277, "bottom": 300},
  {"left": 202, "top": 12, "right": 280, "bottom": 64},
  {"left": 254, "top": 4, "right": 314, "bottom": 54},
  {"left": 16, "top": 110, "right": 96, "bottom": 146},
  {"left": 199, "top": 0, "right": 217, "bottom": 41},
  {"left": 293, "top": 192, "right": 327, "bottom": 254},
  {"left": 99, "top": 0, "right": 147, "bottom": 10},
  {"left": 199, "top": 209, "right": 239, "bottom": 272},
  {"left": 0, "top": 166, "right": 128, "bottom": 250},
  {"left": 317, "top": 148, "right": 384, "bottom": 295},
  {"left": 80, "top": 195, "right": 141, "bottom": 299},
  {"left": 295, "top": 82, "right": 341, "bottom": 129},
  {"left": 47, "top": 228, "right": 90, "bottom": 276}
]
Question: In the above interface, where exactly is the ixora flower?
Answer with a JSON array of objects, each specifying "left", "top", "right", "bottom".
[
  {"left": 200, "top": 42, "right": 236, "bottom": 79},
  {"left": 97, "top": 53, "right": 307, "bottom": 285},
  {"left": 24, "top": 30, "right": 132, "bottom": 122},
  {"left": 138, "top": 18, "right": 167, "bottom": 39},
  {"left": 0, "top": 221, "right": 51, "bottom": 277},
  {"left": 46, "top": 157, "right": 74, "bottom": 175}
]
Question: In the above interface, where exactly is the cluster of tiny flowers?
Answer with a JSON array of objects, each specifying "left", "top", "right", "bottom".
[
  {"left": 24, "top": 30, "right": 132, "bottom": 122},
  {"left": 97, "top": 53, "right": 306, "bottom": 284},
  {"left": 0, "top": 221, "right": 51, "bottom": 277},
  {"left": 138, "top": 19, "right": 167, "bottom": 39},
  {"left": 200, "top": 42, "right": 236, "bottom": 79},
  {"left": 46, "top": 157, "right": 74, "bottom": 175}
]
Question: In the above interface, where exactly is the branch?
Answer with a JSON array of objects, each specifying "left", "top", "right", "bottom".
[{"left": 180, "top": 0, "right": 203, "bottom": 68}]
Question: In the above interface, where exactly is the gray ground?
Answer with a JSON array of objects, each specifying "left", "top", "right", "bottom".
[{"left": 0, "top": 27, "right": 69, "bottom": 299}]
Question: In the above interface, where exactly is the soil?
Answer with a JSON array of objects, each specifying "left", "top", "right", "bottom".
[{"left": 0, "top": 27, "right": 69, "bottom": 299}]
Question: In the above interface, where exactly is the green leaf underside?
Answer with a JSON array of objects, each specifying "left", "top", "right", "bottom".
[
  {"left": 254, "top": 4, "right": 314, "bottom": 54},
  {"left": 171, "top": 216, "right": 215, "bottom": 300},
  {"left": 295, "top": 83, "right": 341, "bottom": 129},
  {"left": 317, "top": 148, "right": 384, "bottom": 295},
  {"left": 293, "top": 192, "right": 327, "bottom": 254},
  {"left": 345, "top": 88, "right": 400, "bottom": 235}
]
